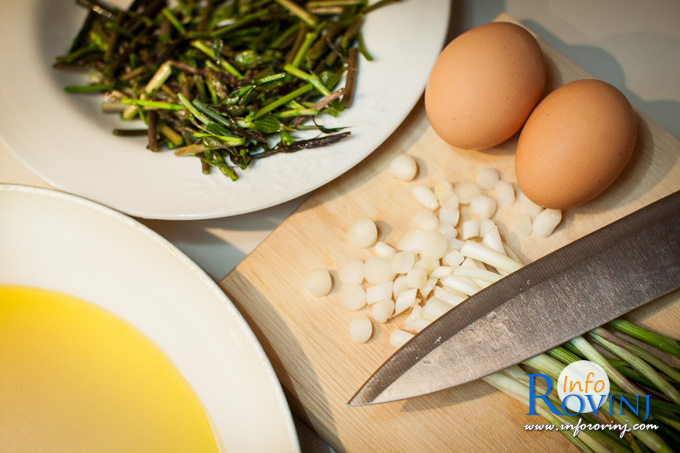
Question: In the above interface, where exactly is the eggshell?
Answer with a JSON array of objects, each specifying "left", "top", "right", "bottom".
[
  {"left": 425, "top": 22, "right": 546, "bottom": 150},
  {"left": 515, "top": 79, "right": 637, "bottom": 210}
]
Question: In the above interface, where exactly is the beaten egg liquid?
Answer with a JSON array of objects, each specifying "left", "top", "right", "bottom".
[{"left": 0, "top": 285, "right": 220, "bottom": 452}]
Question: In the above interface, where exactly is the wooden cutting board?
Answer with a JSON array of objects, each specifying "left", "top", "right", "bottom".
[{"left": 220, "top": 13, "right": 680, "bottom": 452}]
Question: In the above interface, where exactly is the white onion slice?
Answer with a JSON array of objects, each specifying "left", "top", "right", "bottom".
[
  {"left": 389, "top": 154, "right": 418, "bottom": 181},
  {"left": 438, "top": 207, "right": 460, "bottom": 226},
  {"left": 422, "top": 297, "right": 454, "bottom": 321},
  {"left": 433, "top": 180, "right": 453, "bottom": 203},
  {"left": 396, "top": 229, "right": 425, "bottom": 253},
  {"left": 421, "top": 230, "right": 448, "bottom": 259},
  {"left": 429, "top": 266, "right": 453, "bottom": 279},
  {"left": 392, "top": 274, "right": 409, "bottom": 299},
  {"left": 374, "top": 241, "right": 396, "bottom": 258},
  {"left": 405, "top": 304, "right": 423, "bottom": 324},
  {"left": 372, "top": 299, "right": 395, "bottom": 323},
  {"left": 470, "top": 194, "right": 498, "bottom": 219},
  {"left": 478, "top": 217, "right": 496, "bottom": 237},
  {"left": 349, "top": 317, "right": 373, "bottom": 343},
  {"left": 453, "top": 266, "right": 502, "bottom": 284},
  {"left": 532, "top": 209, "right": 562, "bottom": 238},
  {"left": 390, "top": 251, "right": 416, "bottom": 274},
  {"left": 340, "top": 284, "right": 366, "bottom": 310},
  {"left": 441, "top": 275, "right": 481, "bottom": 296},
  {"left": 519, "top": 192, "right": 544, "bottom": 219},
  {"left": 482, "top": 225, "right": 505, "bottom": 255},
  {"left": 305, "top": 269, "right": 333, "bottom": 297},
  {"left": 349, "top": 218, "right": 378, "bottom": 248},
  {"left": 414, "top": 257, "right": 439, "bottom": 274},
  {"left": 494, "top": 180, "right": 515, "bottom": 208},
  {"left": 476, "top": 168, "right": 500, "bottom": 190},
  {"left": 404, "top": 317, "right": 430, "bottom": 333},
  {"left": 366, "top": 281, "right": 393, "bottom": 305},
  {"left": 412, "top": 210, "right": 439, "bottom": 231},
  {"left": 389, "top": 329, "right": 415, "bottom": 348},
  {"left": 338, "top": 259, "right": 364, "bottom": 284},
  {"left": 460, "top": 240, "right": 523, "bottom": 274},
  {"left": 412, "top": 186, "right": 439, "bottom": 210},
  {"left": 438, "top": 222, "right": 457, "bottom": 240},
  {"left": 454, "top": 181, "right": 481, "bottom": 205},
  {"left": 406, "top": 267, "right": 428, "bottom": 289},
  {"left": 434, "top": 286, "right": 467, "bottom": 306},
  {"left": 448, "top": 238, "right": 465, "bottom": 251},
  {"left": 394, "top": 288, "right": 418, "bottom": 316},
  {"left": 419, "top": 278, "right": 438, "bottom": 299},
  {"left": 462, "top": 219, "right": 480, "bottom": 240},
  {"left": 442, "top": 250, "right": 465, "bottom": 267},
  {"left": 364, "top": 257, "right": 394, "bottom": 284}
]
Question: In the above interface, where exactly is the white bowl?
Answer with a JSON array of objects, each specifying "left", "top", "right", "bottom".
[{"left": 0, "top": 184, "right": 300, "bottom": 452}]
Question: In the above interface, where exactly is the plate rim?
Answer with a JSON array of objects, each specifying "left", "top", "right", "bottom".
[{"left": 0, "top": 0, "right": 451, "bottom": 220}]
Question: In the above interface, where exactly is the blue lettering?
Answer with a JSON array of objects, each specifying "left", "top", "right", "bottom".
[
  {"left": 643, "top": 395, "right": 650, "bottom": 422},
  {"left": 619, "top": 394, "right": 640, "bottom": 417},
  {"left": 526, "top": 374, "right": 564, "bottom": 416},
  {"left": 585, "top": 394, "right": 608, "bottom": 416},
  {"left": 561, "top": 394, "right": 584, "bottom": 415}
]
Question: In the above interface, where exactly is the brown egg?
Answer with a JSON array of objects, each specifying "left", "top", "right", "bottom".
[
  {"left": 515, "top": 79, "right": 637, "bottom": 209},
  {"left": 425, "top": 22, "right": 546, "bottom": 150}
]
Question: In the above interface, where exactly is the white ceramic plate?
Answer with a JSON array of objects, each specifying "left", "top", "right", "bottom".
[
  {"left": 0, "top": 184, "right": 300, "bottom": 452},
  {"left": 0, "top": 0, "right": 449, "bottom": 219}
]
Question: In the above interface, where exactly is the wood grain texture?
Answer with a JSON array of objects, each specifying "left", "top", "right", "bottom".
[{"left": 221, "top": 13, "right": 680, "bottom": 452}]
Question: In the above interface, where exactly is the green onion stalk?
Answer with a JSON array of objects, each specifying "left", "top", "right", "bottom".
[{"left": 485, "top": 322, "right": 679, "bottom": 452}]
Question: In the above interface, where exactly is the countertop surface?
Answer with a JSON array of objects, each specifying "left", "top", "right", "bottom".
[{"left": 1, "top": 1, "right": 678, "bottom": 451}]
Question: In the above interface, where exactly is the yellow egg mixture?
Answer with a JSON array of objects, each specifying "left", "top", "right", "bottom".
[{"left": 0, "top": 285, "right": 220, "bottom": 453}]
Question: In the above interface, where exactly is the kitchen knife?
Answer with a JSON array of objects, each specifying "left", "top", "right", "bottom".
[{"left": 349, "top": 190, "right": 680, "bottom": 406}]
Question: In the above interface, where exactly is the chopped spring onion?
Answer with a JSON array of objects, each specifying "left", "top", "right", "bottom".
[
  {"left": 364, "top": 257, "right": 394, "bottom": 284},
  {"left": 305, "top": 269, "right": 333, "bottom": 297},
  {"left": 389, "top": 329, "right": 414, "bottom": 348},
  {"left": 454, "top": 181, "right": 481, "bottom": 204},
  {"left": 340, "top": 284, "right": 366, "bottom": 311},
  {"left": 338, "top": 259, "right": 365, "bottom": 285},
  {"left": 470, "top": 194, "right": 498, "bottom": 219},
  {"left": 396, "top": 229, "right": 425, "bottom": 253},
  {"left": 394, "top": 288, "right": 418, "bottom": 317},
  {"left": 412, "top": 210, "right": 439, "bottom": 231},
  {"left": 349, "top": 218, "right": 378, "bottom": 248},
  {"left": 438, "top": 222, "right": 458, "bottom": 240},
  {"left": 372, "top": 299, "right": 395, "bottom": 323},
  {"left": 405, "top": 268, "right": 428, "bottom": 289},
  {"left": 389, "top": 251, "right": 415, "bottom": 275},
  {"left": 438, "top": 207, "right": 460, "bottom": 226},
  {"left": 434, "top": 180, "right": 456, "bottom": 207},
  {"left": 494, "top": 180, "right": 516, "bottom": 208},
  {"left": 532, "top": 208, "right": 562, "bottom": 238},
  {"left": 349, "top": 317, "right": 373, "bottom": 343},
  {"left": 421, "top": 296, "right": 454, "bottom": 322},
  {"left": 421, "top": 230, "right": 448, "bottom": 259},
  {"left": 460, "top": 240, "right": 523, "bottom": 274},
  {"left": 519, "top": 191, "right": 544, "bottom": 219},
  {"left": 476, "top": 168, "right": 500, "bottom": 190},
  {"left": 366, "top": 281, "right": 393, "bottom": 305},
  {"left": 389, "top": 155, "right": 418, "bottom": 181},
  {"left": 412, "top": 186, "right": 439, "bottom": 211},
  {"left": 462, "top": 219, "right": 480, "bottom": 240},
  {"left": 374, "top": 241, "right": 396, "bottom": 258}
]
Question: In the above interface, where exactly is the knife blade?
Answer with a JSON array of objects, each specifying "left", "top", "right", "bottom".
[{"left": 349, "top": 190, "right": 680, "bottom": 406}]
